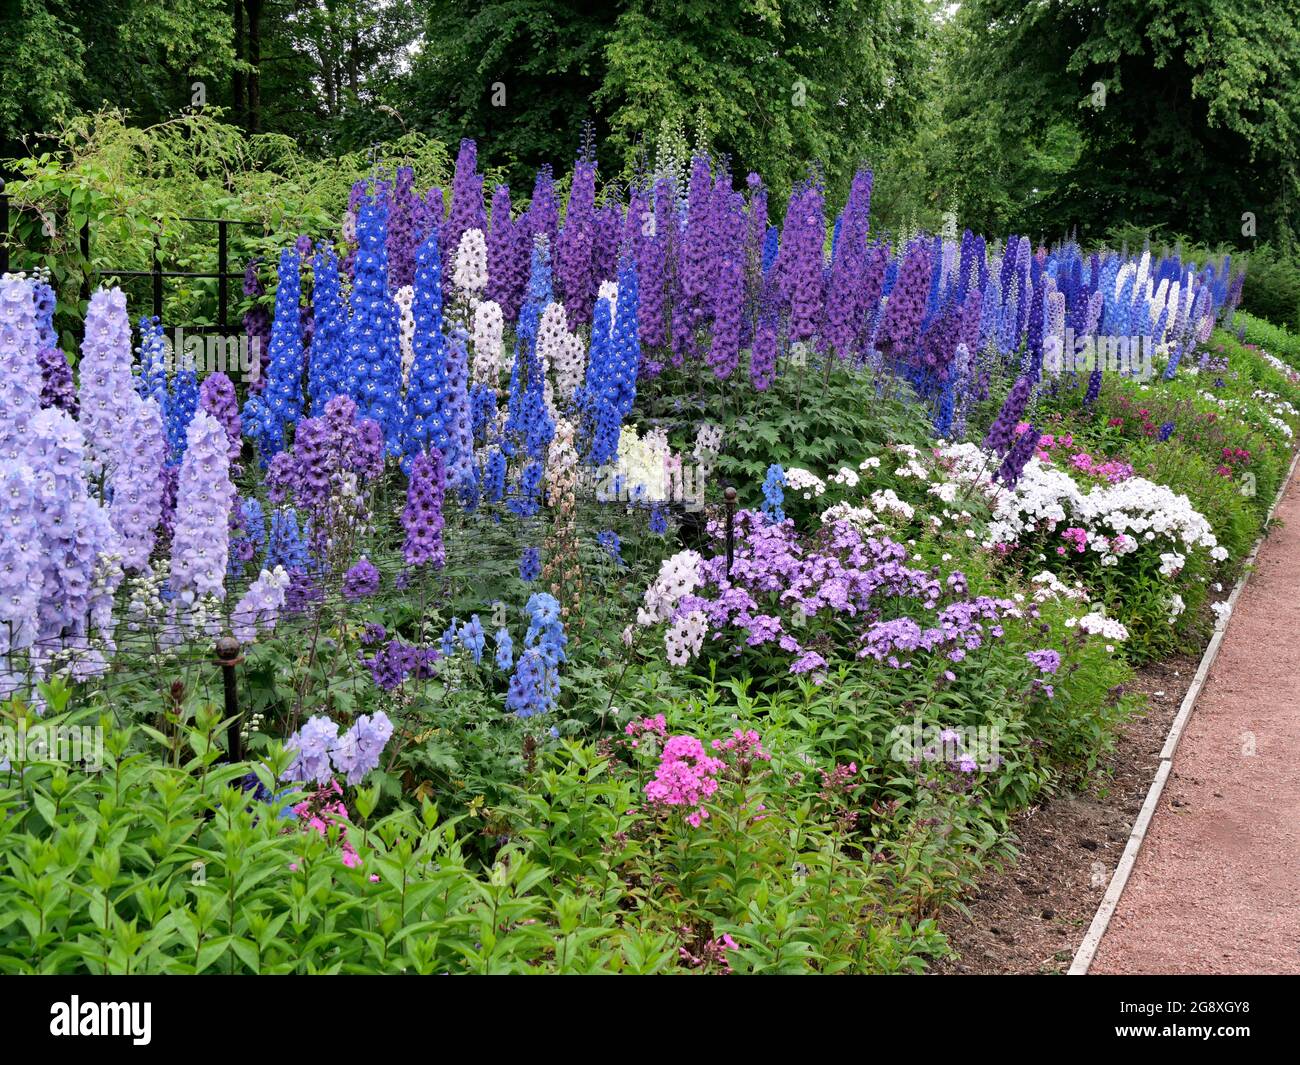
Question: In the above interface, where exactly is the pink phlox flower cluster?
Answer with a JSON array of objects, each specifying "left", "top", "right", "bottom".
[
  {"left": 644, "top": 735, "right": 725, "bottom": 827},
  {"left": 624, "top": 713, "right": 668, "bottom": 749},
  {"left": 291, "top": 779, "right": 361, "bottom": 869}
]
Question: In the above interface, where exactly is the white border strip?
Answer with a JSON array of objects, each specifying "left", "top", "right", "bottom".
[{"left": 1068, "top": 446, "right": 1300, "bottom": 975}]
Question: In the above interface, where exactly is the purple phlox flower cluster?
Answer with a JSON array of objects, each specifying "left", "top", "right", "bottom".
[
  {"left": 342, "top": 556, "right": 380, "bottom": 599},
  {"left": 169, "top": 409, "right": 236, "bottom": 605},
  {"left": 230, "top": 565, "right": 291, "bottom": 644},
  {"left": 78, "top": 286, "right": 135, "bottom": 478},
  {"left": 402, "top": 448, "right": 447, "bottom": 568},
  {"left": 109, "top": 392, "right": 166, "bottom": 571},
  {"left": 1026, "top": 648, "right": 1061, "bottom": 675}
]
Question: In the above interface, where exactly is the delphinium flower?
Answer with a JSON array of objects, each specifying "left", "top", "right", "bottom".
[
  {"left": 487, "top": 184, "right": 528, "bottom": 322},
  {"left": 596, "top": 529, "right": 623, "bottom": 565},
  {"left": 471, "top": 298, "right": 505, "bottom": 386},
  {"left": 786, "top": 184, "right": 826, "bottom": 344},
  {"left": 393, "top": 283, "right": 416, "bottom": 388},
  {"left": 243, "top": 259, "right": 272, "bottom": 392},
  {"left": 644, "top": 735, "right": 725, "bottom": 827},
  {"left": 993, "top": 424, "right": 1042, "bottom": 489},
  {"left": 539, "top": 301, "right": 582, "bottom": 403},
  {"left": 555, "top": 155, "right": 597, "bottom": 325},
  {"left": 38, "top": 343, "right": 78, "bottom": 417},
  {"left": 823, "top": 170, "right": 872, "bottom": 360},
  {"left": 636, "top": 177, "right": 673, "bottom": 358},
  {"left": 386, "top": 166, "right": 423, "bottom": 291},
  {"left": 361, "top": 637, "right": 440, "bottom": 691},
  {"left": 345, "top": 193, "right": 404, "bottom": 453},
  {"left": 443, "top": 326, "right": 475, "bottom": 490},
  {"left": 0, "top": 275, "right": 44, "bottom": 458},
  {"left": 342, "top": 556, "right": 380, "bottom": 599},
  {"left": 402, "top": 448, "right": 447, "bottom": 569},
  {"left": 109, "top": 392, "right": 166, "bottom": 571},
  {"left": 78, "top": 286, "right": 135, "bottom": 478},
  {"left": 443, "top": 140, "right": 488, "bottom": 301},
  {"left": 329, "top": 711, "right": 395, "bottom": 785},
  {"left": 169, "top": 409, "right": 236, "bottom": 605},
  {"left": 307, "top": 247, "right": 349, "bottom": 411},
  {"left": 879, "top": 240, "right": 934, "bottom": 360},
  {"left": 519, "top": 546, "right": 541, "bottom": 582},
  {"left": 199, "top": 371, "right": 242, "bottom": 466},
  {"left": 282, "top": 715, "right": 340, "bottom": 785},
  {"left": 1158, "top": 420, "right": 1176, "bottom": 442},
  {"left": 134, "top": 313, "right": 168, "bottom": 409},
  {"left": 458, "top": 614, "right": 486, "bottom": 664},
  {"left": 750, "top": 306, "right": 779, "bottom": 391},
  {"left": 494, "top": 627, "right": 514, "bottom": 670},
  {"left": 575, "top": 256, "right": 639, "bottom": 466},
  {"left": 228, "top": 497, "right": 265, "bottom": 578},
  {"left": 165, "top": 360, "right": 199, "bottom": 466},
  {"left": 402, "top": 229, "right": 453, "bottom": 470},
  {"left": 983, "top": 374, "right": 1033, "bottom": 457},
  {"left": 230, "top": 565, "right": 291, "bottom": 644},
  {"left": 245, "top": 244, "right": 304, "bottom": 455},
  {"left": 707, "top": 186, "right": 746, "bottom": 379},
  {"left": 0, "top": 461, "right": 44, "bottom": 676},
  {"left": 593, "top": 202, "right": 623, "bottom": 287},
  {"left": 649, "top": 504, "right": 669, "bottom": 535},
  {"left": 21, "top": 406, "right": 123, "bottom": 671},
  {"left": 761, "top": 464, "right": 786, "bottom": 522},
  {"left": 506, "top": 648, "right": 556, "bottom": 717},
  {"left": 453, "top": 228, "right": 489, "bottom": 300}
]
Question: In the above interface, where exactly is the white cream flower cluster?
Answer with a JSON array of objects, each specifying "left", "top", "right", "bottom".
[
  {"left": 393, "top": 285, "right": 416, "bottom": 388},
  {"left": 539, "top": 302, "right": 586, "bottom": 403},
  {"left": 609, "top": 424, "right": 689, "bottom": 504},
  {"left": 453, "top": 228, "right": 489, "bottom": 298},
  {"left": 1064, "top": 611, "right": 1130, "bottom": 643},
  {"left": 665, "top": 610, "right": 708, "bottom": 665},
  {"left": 868, "top": 487, "right": 915, "bottom": 521},
  {"left": 637, "top": 550, "right": 703, "bottom": 626},
  {"left": 938, "top": 442, "right": 1222, "bottom": 564},
  {"left": 1029, "top": 570, "right": 1090, "bottom": 603},
  {"left": 785, "top": 467, "right": 827, "bottom": 499},
  {"left": 471, "top": 299, "right": 505, "bottom": 386}
]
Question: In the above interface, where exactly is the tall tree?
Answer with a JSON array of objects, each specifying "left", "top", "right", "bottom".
[{"left": 942, "top": 0, "right": 1300, "bottom": 245}]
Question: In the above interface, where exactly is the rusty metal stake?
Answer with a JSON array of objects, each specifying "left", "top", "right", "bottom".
[{"left": 723, "top": 485, "right": 737, "bottom": 580}]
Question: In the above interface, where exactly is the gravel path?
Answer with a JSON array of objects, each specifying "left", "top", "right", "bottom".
[{"left": 1090, "top": 474, "right": 1300, "bottom": 975}]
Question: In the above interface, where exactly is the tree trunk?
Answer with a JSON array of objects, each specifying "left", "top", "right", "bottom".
[
  {"left": 232, "top": 0, "right": 246, "bottom": 129},
  {"left": 246, "top": 0, "right": 264, "bottom": 133}
]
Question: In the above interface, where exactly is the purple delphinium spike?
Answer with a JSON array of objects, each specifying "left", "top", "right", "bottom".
[
  {"left": 170, "top": 409, "right": 236, "bottom": 605},
  {"left": 402, "top": 448, "right": 446, "bottom": 569}
]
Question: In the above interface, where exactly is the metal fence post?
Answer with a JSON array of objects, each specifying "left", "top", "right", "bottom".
[
  {"left": 217, "top": 218, "right": 229, "bottom": 332},
  {"left": 152, "top": 229, "right": 163, "bottom": 320},
  {"left": 215, "top": 637, "right": 245, "bottom": 762}
]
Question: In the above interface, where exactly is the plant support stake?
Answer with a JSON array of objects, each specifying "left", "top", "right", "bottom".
[{"left": 724, "top": 485, "right": 737, "bottom": 579}]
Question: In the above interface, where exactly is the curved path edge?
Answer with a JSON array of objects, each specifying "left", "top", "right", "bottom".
[{"left": 1068, "top": 447, "right": 1300, "bottom": 976}]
